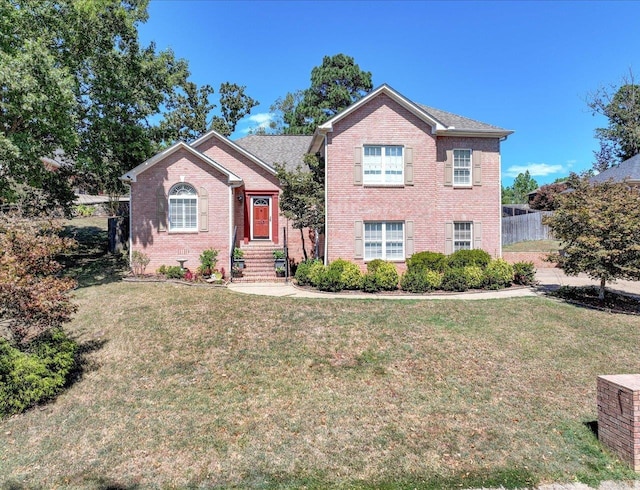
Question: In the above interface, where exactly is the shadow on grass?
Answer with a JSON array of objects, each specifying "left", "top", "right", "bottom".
[
  {"left": 542, "top": 286, "right": 640, "bottom": 315},
  {"left": 66, "top": 338, "right": 108, "bottom": 388},
  {"left": 585, "top": 420, "right": 599, "bottom": 438},
  {"left": 1, "top": 479, "right": 140, "bottom": 490},
  {"left": 60, "top": 224, "right": 129, "bottom": 289}
]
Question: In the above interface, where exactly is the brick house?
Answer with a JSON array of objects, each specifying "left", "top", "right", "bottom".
[
  {"left": 310, "top": 84, "right": 512, "bottom": 268},
  {"left": 121, "top": 83, "right": 512, "bottom": 278}
]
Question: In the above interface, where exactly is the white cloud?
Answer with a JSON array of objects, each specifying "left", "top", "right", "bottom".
[
  {"left": 238, "top": 112, "right": 275, "bottom": 134},
  {"left": 504, "top": 163, "right": 564, "bottom": 178}
]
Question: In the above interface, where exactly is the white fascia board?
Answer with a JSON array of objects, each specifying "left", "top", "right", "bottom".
[
  {"left": 191, "top": 129, "right": 276, "bottom": 176},
  {"left": 119, "top": 141, "right": 243, "bottom": 185},
  {"left": 436, "top": 128, "right": 515, "bottom": 139},
  {"left": 317, "top": 84, "right": 447, "bottom": 135}
]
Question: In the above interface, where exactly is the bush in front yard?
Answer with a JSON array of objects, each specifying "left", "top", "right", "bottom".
[
  {"left": 513, "top": 261, "right": 537, "bottom": 285},
  {"left": 440, "top": 268, "right": 469, "bottom": 292},
  {"left": 316, "top": 259, "right": 348, "bottom": 292},
  {"left": 0, "top": 329, "right": 78, "bottom": 417},
  {"left": 483, "top": 259, "right": 515, "bottom": 290},
  {"left": 294, "top": 259, "right": 320, "bottom": 286},
  {"left": 336, "top": 259, "right": 364, "bottom": 290},
  {"left": 362, "top": 260, "right": 399, "bottom": 292},
  {"left": 400, "top": 268, "right": 443, "bottom": 293},
  {"left": 462, "top": 265, "right": 485, "bottom": 289},
  {"left": 406, "top": 251, "right": 447, "bottom": 273},
  {"left": 447, "top": 249, "right": 492, "bottom": 269}
]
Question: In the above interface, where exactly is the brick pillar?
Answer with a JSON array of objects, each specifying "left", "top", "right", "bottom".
[{"left": 597, "top": 374, "right": 640, "bottom": 471}]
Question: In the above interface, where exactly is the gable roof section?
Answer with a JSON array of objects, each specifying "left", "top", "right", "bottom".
[
  {"left": 591, "top": 153, "right": 640, "bottom": 184},
  {"left": 310, "top": 84, "right": 513, "bottom": 153},
  {"left": 191, "top": 128, "right": 277, "bottom": 176},
  {"left": 235, "top": 134, "right": 313, "bottom": 172},
  {"left": 120, "top": 141, "right": 242, "bottom": 184}
]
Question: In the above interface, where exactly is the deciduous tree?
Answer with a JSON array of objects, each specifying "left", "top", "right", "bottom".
[
  {"left": 543, "top": 178, "right": 640, "bottom": 299},
  {"left": 529, "top": 181, "right": 568, "bottom": 211}
]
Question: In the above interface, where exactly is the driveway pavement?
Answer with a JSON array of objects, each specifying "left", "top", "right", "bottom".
[{"left": 228, "top": 268, "right": 640, "bottom": 300}]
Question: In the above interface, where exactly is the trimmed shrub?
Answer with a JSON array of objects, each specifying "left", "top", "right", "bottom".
[
  {"left": 308, "top": 261, "right": 326, "bottom": 287},
  {"left": 447, "top": 249, "right": 492, "bottom": 269},
  {"left": 462, "top": 265, "right": 484, "bottom": 289},
  {"left": 316, "top": 261, "right": 345, "bottom": 292},
  {"left": 406, "top": 251, "right": 447, "bottom": 273},
  {"left": 336, "top": 259, "right": 363, "bottom": 290},
  {"left": 483, "top": 259, "right": 515, "bottom": 290},
  {"left": 513, "top": 261, "right": 536, "bottom": 285},
  {"left": 441, "top": 268, "right": 469, "bottom": 292},
  {"left": 363, "top": 261, "right": 399, "bottom": 292},
  {"left": 0, "top": 329, "right": 77, "bottom": 417},
  {"left": 401, "top": 268, "right": 443, "bottom": 293},
  {"left": 163, "top": 266, "right": 185, "bottom": 279},
  {"left": 294, "top": 259, "right": 322, "bottom": 286}
]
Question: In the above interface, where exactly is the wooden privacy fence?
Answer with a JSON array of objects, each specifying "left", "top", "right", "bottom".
[{"left": 502, "top": 211, "right": 553, "bottom": 245}]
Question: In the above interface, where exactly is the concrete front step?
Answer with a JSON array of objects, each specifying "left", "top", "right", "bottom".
[{"left": 231, "top": 276, "right": 287, "bottom": 283}]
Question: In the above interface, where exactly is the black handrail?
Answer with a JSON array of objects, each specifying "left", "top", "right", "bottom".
[{"left": 231, "top": 225, "right": 237, "bottom": 281}]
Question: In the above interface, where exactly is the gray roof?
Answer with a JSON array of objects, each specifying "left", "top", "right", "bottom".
[
  {"left": 234, "top": 134, "right": 313, "bottom": 172},
  {"left": 591, "top": 153, "right": 640, "bottom": 183},
  {"left": 418, "top": 104, "right": 508, "bottom": 132}
]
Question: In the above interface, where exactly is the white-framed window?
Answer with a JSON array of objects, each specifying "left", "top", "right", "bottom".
[
  {"left": 363, "top": 145, "right": 403, "bottom": 184},
  {"left": 454, "top": 221, "right": 472, "bottom": 251},
  {"left": 453, "top": 149, "right": 472, "bottom": 186},
  {"left": 168, "top": 183, "right": 197, "bottom": 231},
  {"left": 364, "top": 222, "right": 404, "bottom": 260}
]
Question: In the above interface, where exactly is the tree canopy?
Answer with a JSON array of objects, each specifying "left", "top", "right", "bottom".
[
  {"left": 543, "top": 177, "right": 640, "bottom": 299},
  {"left": 271, "top": 54, "right": 373, "bottom": 135},
  {"left": 0, "top": 0, "right": 259, "bottom": 214},
  {"left": 501, "top": 171, "right": 538, "bottom": 204},
  {"left": 588, "top": 71, "right": 640, "bottom": 172}
]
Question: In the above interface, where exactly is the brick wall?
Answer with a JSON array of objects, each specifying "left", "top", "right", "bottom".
[
  {"left": 325, "top": 92, "right": 502, "bottom": 270},
  {"left": 597, "top": 374, "right": 640, "bottom": 471}
]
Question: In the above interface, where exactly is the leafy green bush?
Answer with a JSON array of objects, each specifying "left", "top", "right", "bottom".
[
  {"left": 513, "top": 261, "right": 536, "bottom": 285},
  {"left": 157, "top": 265, "right": 167, "bottom": 275},
  {"left": 0, "top": 329, "right": 77, "bottom": 417},
  {"left": 294, "top": 259, "right": 323, "bottom": 286},
  {"left": 198, "top": 248, "right": 219, "bottom": 275},
  {"left": 441, "top": 268, "right": 469, "bottom": 292},
  {"left": 334, "top": 259, "right": 364, "bottom": 290},
  {"left": 316, "top": 261, "right": 345, "bottom": 292},
  {"left": 163, "top": 266, "right": 185, "bottom": 279},
  {"left": 308, "top": 261, "right": 326, "bottom": 287},
  {"left": 483, "top": 259, "right": 515, "bottom": 290},
  {"left": 400, "top": 269, "right": 440, "bottom": 293},
  {"left": 406, "top": 251, "right": 447, "bottom": 273},
  {"left": 362, "top": 261, "right": 399, "bottom": 292},
  {"left": 462, "top": 265, "right": 484, "bottom": 289},
  {"left": 447, "top": 249, "right": 492, "bottom": 269}
]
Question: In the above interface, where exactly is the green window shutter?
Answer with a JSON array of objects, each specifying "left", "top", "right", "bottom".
[
  {"left": 404, "top": 147, "right": 414, "bottom": 186},
  {"left": 354, "top": 147, "right": 363, "bottom": 185},
  {"left": 473, "top": 221, "right": 482, "bottom": 250},
  {"left": 444, "top": 221, "right": 453, "bottom": 255},
  {"left": 444, "top": 149, "right": 453, "bottom": 186},
  {"left": 405, "top": 220, "right": 414, "bottom": 257},
  {"left": 354, "top": 220, "right": 363, "bottom": 259},
  {"left": 199, "top": 186, "right": 208, "bottom": 232},
  {"left": 473, "top": 150, "right": 482, "bottom": 186},
  {"left": 156, "top": 187, "right": 167, "bottom": 232}
]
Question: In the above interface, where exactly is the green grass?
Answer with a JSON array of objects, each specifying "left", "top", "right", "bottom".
[
  {"left": 1, "top": 221, "right": 639, "bottom": 489},
  {"left": 503, "top": 239, "right": 562, "bottom": 253}
]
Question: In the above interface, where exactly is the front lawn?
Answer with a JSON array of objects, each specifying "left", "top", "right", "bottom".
[{"left": 1, "top": 219, "right": 639, "bottom": 489}]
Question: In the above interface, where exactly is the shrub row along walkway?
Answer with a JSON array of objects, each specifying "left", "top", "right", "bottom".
[{"left": 227, "top": 268, "right": 640, "bottom": 300}]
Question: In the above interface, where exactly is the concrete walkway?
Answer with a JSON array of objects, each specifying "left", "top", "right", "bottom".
[{"left": 227, "top": 268, "right": 640, "bottom": 300}]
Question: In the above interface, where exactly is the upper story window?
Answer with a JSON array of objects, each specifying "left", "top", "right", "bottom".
[
  {"left": 169, "top": 183, "right": 197, "bottom": 232},
  {"left": 453, "top": 149, "right": 472, "bottom": 187},
  {"left": 363, "top": 146, "right": 403, "bottom": 185},
  {"left": 454, "top": 221, "right": 472, "bottom": 251}
]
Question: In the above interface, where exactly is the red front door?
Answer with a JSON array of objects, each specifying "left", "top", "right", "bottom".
[{"left": 252, "top": 198, "right": 270, "bottom": 239}]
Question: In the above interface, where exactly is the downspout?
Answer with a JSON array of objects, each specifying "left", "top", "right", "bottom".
[{"left": 323, "top": 133, "right": 329, "bottom": 266}]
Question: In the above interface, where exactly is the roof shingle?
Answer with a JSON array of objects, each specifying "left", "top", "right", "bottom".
[{"left": 234, "top": 134, "right": 313, "bottom": 172}]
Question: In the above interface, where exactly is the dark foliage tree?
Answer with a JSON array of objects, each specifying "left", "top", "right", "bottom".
[{"left": 529, "top": 181, "right": 569, "bottom": 211}]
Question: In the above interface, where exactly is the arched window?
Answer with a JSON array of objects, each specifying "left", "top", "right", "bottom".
[{"left": 168, "top": 183, "right": 197, "bottom": 231}]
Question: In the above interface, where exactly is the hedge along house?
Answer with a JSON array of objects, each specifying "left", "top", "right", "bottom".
[
  {"left": 120, "top": 131, "right": 313, "bottom": 277},
  {"left": 310, "top": 84, "right": 513, "bottom": 269}
]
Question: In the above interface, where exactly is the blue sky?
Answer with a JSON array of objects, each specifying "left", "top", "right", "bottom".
[{"left": 139, "top": 0, "right": 640, "bottom": 187}]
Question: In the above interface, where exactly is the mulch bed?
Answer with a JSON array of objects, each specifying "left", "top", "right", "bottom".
[{"left": 550, "top": 286, "right": 640, "bottom": 315}]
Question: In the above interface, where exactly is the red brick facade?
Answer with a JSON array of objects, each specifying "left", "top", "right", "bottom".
[{"left": 321, "top": 92, "right": 503, "bottom": 269}]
